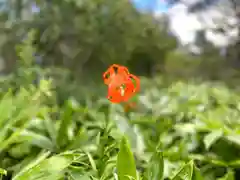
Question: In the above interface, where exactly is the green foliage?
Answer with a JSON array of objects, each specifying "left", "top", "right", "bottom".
[
  {"left": 0, "top": 1, "right": 240, "bottom": 180},
  {"left": 0, "top": 0, "right": 177, "bottom": 79},
  {"left": 1, "top": 50, "right": 240, "bottom": 180}
]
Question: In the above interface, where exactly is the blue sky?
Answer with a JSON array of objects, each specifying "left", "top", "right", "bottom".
[
  {"left": 30, "top": 1, "right": 169, "bottom": 13},
  {"left": 131, "top": 0, "right": 169, "bottom": 12}
]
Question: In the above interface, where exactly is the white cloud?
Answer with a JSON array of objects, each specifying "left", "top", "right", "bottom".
[
  {"left": 166, "top": 0, "right": 239, "bottom": 48},
  {"left": 167, "top": 4, "right": 202, "bottom": 45}
]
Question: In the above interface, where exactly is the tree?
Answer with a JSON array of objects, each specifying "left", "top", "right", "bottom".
[{"left": 0, "top": 0, "right": 177, "bottom": 78}]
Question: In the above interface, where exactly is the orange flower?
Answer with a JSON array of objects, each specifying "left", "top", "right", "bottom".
[
  {"left": 103, "top": 64, "right": 140, "bottom": 104},
  {"left": 103, "top": 64, "right": 129, "bottom": 86}
]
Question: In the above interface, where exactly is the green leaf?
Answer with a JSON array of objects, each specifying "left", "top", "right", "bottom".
[
  {"left": 67, "top": 128, "right": 88, "bottom": 150},
  {"left": 70, "top": 174, "right": 92, "bottom": 180},
  {"left": 147, "top": 150, "right": 164, "bottom": 180},
  {"left": 12, "top": 151, "right": 51, "bottom": 180},
  {"left": 0, "top": 103, "right": 41, "bottom": 151},
  {"left": 57, "top": 100, "right": 74, "bottom": 148},
  {"left": 86, "top": 152, "right": 97, "bottom": 171},
  {"left": 13, "top": 152, "right": 75, "bottom": 180},
  {"left": 217, "top": 170, "right": 235, "bottom": 180},
  {"left": 43, "top": 112, "right": 57, "bottom": 145},
  {"left": 192, "top": 165, "right": 204, "bottom": 180},
  {"left": 171, "top": 160, "right": 194, "bottom": 180},
  {"left": 225, "top": 135, "right": 240, "bottom": 146},
  {"left": 0, "top": 91, "right": 15, "bottom": 129},
  {"left": 0, "top": 168, "right": 7, "bottom": 176},
  {"left": 190, "top": 154, "right": 227, "bottom": 166},
  {"left": 0, "top": 89, "right": 39, "bottom": 146},
  {"left": 229, "top": 159, "right": 240, "bottom": 166},
  {"left": 117, "top": 136, "right": 137, "bottom": 180},
  {"left": 19, "top": 130, "right": 54, "bottom": 151},
  {"left": 203, "top": 130, "right": 223, "bottom": 150}
]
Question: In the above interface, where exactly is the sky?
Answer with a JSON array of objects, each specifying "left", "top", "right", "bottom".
[{"left": 132, "top": 0, "right": 169, "bottom": 12}]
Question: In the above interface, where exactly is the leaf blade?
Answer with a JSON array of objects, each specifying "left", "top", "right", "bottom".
[
  {"left": 117, "top": 136, "right": 137, "bottom": 180},
  {"left": 147, "top": 150, "right": 164, "bottom": 180}
]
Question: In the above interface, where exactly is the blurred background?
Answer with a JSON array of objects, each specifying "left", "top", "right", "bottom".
[
  {"left": 0, "top": 0, "right": 240, "bottom": 180},
  {"left": 0, "top": 0, "right": 239, "bottom": 83}
]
